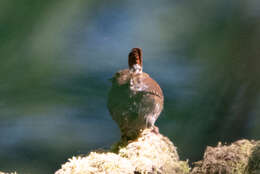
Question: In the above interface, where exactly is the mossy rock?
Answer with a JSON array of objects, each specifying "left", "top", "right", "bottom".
[
  {"left": 55, "top": 128, "right": 190, "bottom": 174},
  {"left": 191, "top": 139, "right": 260, "bottom": 174},
  {"left": 55, "top": 130, "right": 259, "bottom": 174},
  {"left": 246, "top": 141, "right": 260, "bottom": 174}
]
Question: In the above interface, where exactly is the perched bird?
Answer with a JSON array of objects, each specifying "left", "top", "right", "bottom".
[{"left": 107, "top": 48, "right": 164, "bottom": 139}]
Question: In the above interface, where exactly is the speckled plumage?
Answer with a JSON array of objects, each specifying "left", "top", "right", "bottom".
[{"left": 107, "top": 48, "right": 164, "bottom": 138}]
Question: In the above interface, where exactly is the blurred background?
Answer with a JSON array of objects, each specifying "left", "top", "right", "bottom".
[{"left": 0, "top": 0, "right": 260, "bottom": 173}]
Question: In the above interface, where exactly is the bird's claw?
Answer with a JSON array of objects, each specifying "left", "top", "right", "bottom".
[{"left": 151, "top": 126, "right": 159, "bottom": 134}]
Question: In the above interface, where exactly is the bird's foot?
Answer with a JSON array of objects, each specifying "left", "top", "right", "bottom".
[{"left": 151, "top": 126, "right": 159, "bottom": 134}]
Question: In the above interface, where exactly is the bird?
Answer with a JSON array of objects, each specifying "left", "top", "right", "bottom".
[{"left": 107, "top": 48, "right": 164, "bottom": 139}]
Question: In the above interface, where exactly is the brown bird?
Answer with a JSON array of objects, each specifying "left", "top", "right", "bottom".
[{"left": 107, "top": 48, "right": 164, "bottom": 139}]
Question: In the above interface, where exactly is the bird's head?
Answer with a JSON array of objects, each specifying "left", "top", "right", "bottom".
[{"left": 128, "top": 48, "right": 143, "bottom": 73}]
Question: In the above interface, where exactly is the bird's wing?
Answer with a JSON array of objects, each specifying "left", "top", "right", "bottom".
[
  {"left": 111, "top": 69, "right": 130, "bottom": 86},
  {"left": 131, "top": 73, "right": 164, "bottom": 99}
]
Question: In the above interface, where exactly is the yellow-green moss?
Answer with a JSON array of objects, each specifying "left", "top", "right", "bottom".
[
  {"left": 55, "top": 128, "right": 190, "bottom": 174},
  {"left": 117, "top": 129, "right": 189, "bottom": 174},
  {"left": 55, "top": 152, "right": 134, "bottom": 174},
  {"left": 55, "top": 130, "right": 259, "bottom": 174}
]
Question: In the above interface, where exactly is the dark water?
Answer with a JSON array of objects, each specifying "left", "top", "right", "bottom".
[{"left": 0, "top": 1, "right": 260, "bottom": 173}]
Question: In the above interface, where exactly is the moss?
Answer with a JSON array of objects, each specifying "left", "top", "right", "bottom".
[
  {"left": 246, "top": 141, "right": 260, "bottom": 174},
  {"left": 117, "top": 129, "right": 189, "bottom": 174},
  {"left": 55, "top": 130, "right": 259, "bottom": 174},
  {"left": 55, "top": 152, "right": 134, "bottom": 174},
  {"left": 55, "top": 128, "right": 190, "bottom": 174},
  {"left": 191, "top": 139, "right": 259, "bottom": 174}
]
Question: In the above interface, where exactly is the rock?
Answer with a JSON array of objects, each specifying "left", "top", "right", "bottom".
[
  {"left": 246, "top": 141, "right": 260, "bottom": 174},
  {"left": 55, "top": 128, "right": 190, "bottom": 174},
  {"left": 191, "top": 139, "right": 260, "bottom": 174}
]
